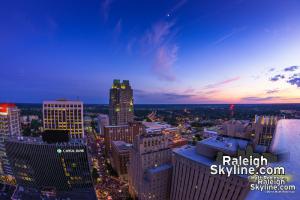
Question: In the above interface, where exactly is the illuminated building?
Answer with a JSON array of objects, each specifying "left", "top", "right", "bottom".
[
  {"left": 104, "top": 121, "right": 145, "bottom": 154},
  {"left": 142, "top": 121, "right": 184, "bottom": 148},
  {"left": 5, "top": 135, "right": 97, "bottom": 200},
  {"left": 253, "top": 115, "right": 279, "bottom": 147},
  {"left": 111, "top": 141, "right": 131, "bottom": 180},
  {"left": 43, "top": 100, "right": 84, "bottom": 139},
  {"left": 128, "top": 133, "right": 172, "bottom": 200},
  {"left": 0, "top": 103, "right": 21, "bottom": 176},
  {"left": 170, "top": 137, "right": 252, "bottom": 200},
  {"left": 109, "top": 79, "right": 134, "bottom": 126}
]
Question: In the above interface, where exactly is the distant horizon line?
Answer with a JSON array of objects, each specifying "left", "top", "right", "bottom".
[{"left": 8, "top": 102, "right": 300, "bottom": 105}]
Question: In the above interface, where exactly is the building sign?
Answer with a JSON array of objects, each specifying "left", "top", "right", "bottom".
[{"left": 57, "top": 148, "right": 84, "bottom": 153}]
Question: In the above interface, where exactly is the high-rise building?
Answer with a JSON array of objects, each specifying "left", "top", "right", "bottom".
[
  {"left": 109, "top": 79, "right": 134, "bottom": 126},
  {"left": 0, "top": 103, "right": 21, "bottom": 176},
  {"left": 104, "top": 121, "right": 145, "bottom": 154},
  {"left": 253, "top": 115, "right": 279, "bottom": 147},
  {"left": 43, "top": 100, "right": 84, "bottom": 139},
  {"left": 5, "top": 135, "right": 97, "bottom": 200},
  {"left": 111, "top": 141, "right": 131, "bottom": 180},
  {"left": 170, "top": 137, "right": 252, "bottom": 200},
  {"left": 128, "top": 133, "right": 172, "bottom": 200}
]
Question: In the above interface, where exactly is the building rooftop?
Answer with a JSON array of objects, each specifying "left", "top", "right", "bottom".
[
  {"left": 173, "top": 145, "right": 214, "bottom": 166},
  {"left": 0, "top": 103, "right": 18, "bottom": 115},
  {"left": 104, "top": 124, "right": 129, "bottom": 128},
  {"left": 112, "top": 141, "right": 132, "bottom": 152},
  {"left": 147, "top": 163, "right": 172, "bottom": 174},
  {"left": 43, "top": 100, "right": 83, "bottom": 104},
  {"left": 174, "top": 135, "right": 266, "bottom": 167},
  {"left": 7, "top": 136, "right": 86, "bottom": 146},
  {"left": 200, "top": 136, "right": 249, "bottom": 154},
  {"left": 142, "top": 121, "right": 177, "bottom": 133}
]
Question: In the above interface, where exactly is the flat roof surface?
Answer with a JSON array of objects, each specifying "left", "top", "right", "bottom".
[
  {"left": 7, "top": 136, "right": 86, "bottom": 146},
  {"left": 142, "top": 121, "right": 171, "bottom": 129},
  {"left": 200, "top": 136, "right": 248, "bottom": 153},
  {"left": 173, "top": 145, "right": 214, "bottom": 166},
  {"left": 246, "top": 119, "right": 300, "bottom": 200},
  {"left": 112, "top": 140, "right": 132, "bottom": 152},
  {"left": 148, "top": 163, "right": 172, "bottom": 174},
  {"left": 43, "top": 100, "right": 83, "bottom": 104}
]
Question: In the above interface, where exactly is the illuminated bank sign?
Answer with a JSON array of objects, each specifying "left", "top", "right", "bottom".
[{"left": 57, "top": 148, "right": 84, "bottom": 153}]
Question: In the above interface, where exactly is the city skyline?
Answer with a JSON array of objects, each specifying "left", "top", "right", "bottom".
[{"left": 1, "top": 0, "right": 300, "bottom": 104}]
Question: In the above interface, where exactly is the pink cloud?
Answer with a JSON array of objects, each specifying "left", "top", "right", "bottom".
[
  {"left": 140, "top": 20, "right": 179, "bottom": 81},
  {"left": 153, "top": 45, "right": 178, "bottom": 81},
  {"left": 204, "top": 77, "right": 240, "bottom": 89},
  {"left": 144, "top": 21, "right": 175, "bottom": 45}
]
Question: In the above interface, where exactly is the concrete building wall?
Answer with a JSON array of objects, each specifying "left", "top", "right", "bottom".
[
  {"left": 128, "top": 133, "right": 172, "bottom": 200},
  {"left": 170, "top": 152, "right": 249, "bottom": 200}
]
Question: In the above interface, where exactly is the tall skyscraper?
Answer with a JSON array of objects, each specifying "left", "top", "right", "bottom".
[
  {"left": 170, "top": 137, "right": 251, "bottom": 200},
  {"left": 5, "top": 135, "right": 97, "bottom": 200},
  {"left": 0, "top": 103, "right": 21, "bottom": 176},
  {"left": 43, "top": 100, "right": 84, "bottom": 139},
  {"left": 109, "top": 79, "right": 134, "bottom": 126},
  {"left": 128, "top": 133, "right": 172, "bottom": 200}
]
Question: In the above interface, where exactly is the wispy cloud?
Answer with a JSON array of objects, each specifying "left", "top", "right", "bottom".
[
  {"left": 168, "top": 0, "right": 188, "bottom": 14},
  {"left": 284, "top": 65, "right": 299, "bottom": 72},
  {"left": 141, "top": 20, "right": 176, "bottom": 50},
  {"left": 114, "top": 19, "right": 122, "bottom": 35},
  {"left": 163, "top": 92, "right": 195, "bottom": 99},
  {"left": 134, "top": 89, "right": 195, "bottom": 102},
  {"left": 241, "top": 96, "right": 278, "bottom": 101},
  {"left": 140, "top": 20, "right": 178, "bottom": 81},
  {"left": 266, "top": 89, "right": 279, "bottom": 94},
  {"left": 153, "top": 45, "right": 178, "bottom": 81},
  {"left": 101, "top": 0, "right": 113, "bottom": 22},
  {"left": 213, "top": 26, "right": 247, "bottom": 45},
  {"left": 112, "top": 18, "right": 122, "bottom": 42},
  {"left": 204, "top": 77, "right": 240, "bottom": 89},
  {"left": 270, "top": 74, "right": 285, "bottom": 82},
  {"left": 269, "top": 68, "right": 275, "bottom": 72}
]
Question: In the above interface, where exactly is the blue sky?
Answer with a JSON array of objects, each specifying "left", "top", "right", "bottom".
[{"left": 1, "top": 0, "right": 300, "bottom": 103}]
